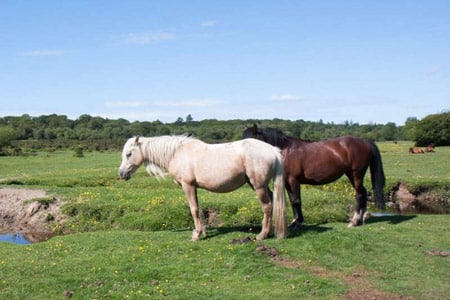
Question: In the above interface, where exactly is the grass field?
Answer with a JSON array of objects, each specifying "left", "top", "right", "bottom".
[{"left": 0, "top": 141, "right": 449, "bottom": 299}]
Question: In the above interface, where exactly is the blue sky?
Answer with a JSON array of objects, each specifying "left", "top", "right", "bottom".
[{"left": 1, "top": 1, "right": 449, "bottom": 125}]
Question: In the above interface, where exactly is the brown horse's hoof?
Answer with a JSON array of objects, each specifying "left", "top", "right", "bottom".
[{"left": 288, "top": 220, "right": 302, "bottom": 231}]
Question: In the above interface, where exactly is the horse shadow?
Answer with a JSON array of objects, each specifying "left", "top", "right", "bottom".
[
  {"left": 173, "top": 215, "right": 415, "bottom": 241},
  {"left": 203, "top": 223, "right": 333, "bottom": 240},
  {"left": 365, "top": 214, "right": 417, "bottom": 225},
  {"left": 287, "top": 223, "right": 333, "bottom": 238}
]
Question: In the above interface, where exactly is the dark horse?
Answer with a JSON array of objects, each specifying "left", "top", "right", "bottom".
[{"left": 243, "top": 124, "right": 386, "bottom": 228}]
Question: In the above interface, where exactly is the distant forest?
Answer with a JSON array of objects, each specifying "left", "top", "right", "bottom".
[{"left": 0, "top": 111, "right": 449, "bottom": 155}]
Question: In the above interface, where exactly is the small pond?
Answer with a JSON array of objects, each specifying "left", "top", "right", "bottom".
[{"left": 0, "top": 233, "right": 31, "bottom": 245}]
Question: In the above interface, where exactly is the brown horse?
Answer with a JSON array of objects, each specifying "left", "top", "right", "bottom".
[
  {"left": 243, "top": 124, "right": 386, "bottom": 228},
  {"left": 425, "top": 143, "right": 435, "bottom": 152},
  {"left": 409, "top": 147, "right": 424, "bottom": 154}
]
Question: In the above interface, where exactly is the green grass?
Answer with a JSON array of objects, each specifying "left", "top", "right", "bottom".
[
  {"left": 0, "top": 143, "right": 449, "bottom": 299},
  {"left": 0, "top": 217, "right": 448, "bottom": 299}
]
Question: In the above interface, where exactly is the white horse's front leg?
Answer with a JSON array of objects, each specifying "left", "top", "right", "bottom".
[{"left": 182, "top": 184, "right": 205, "bottom": 241}]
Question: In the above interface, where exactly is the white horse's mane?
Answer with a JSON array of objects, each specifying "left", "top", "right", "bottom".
[{"left": 140, "top": 135, "right": 193, "bottom": 179}]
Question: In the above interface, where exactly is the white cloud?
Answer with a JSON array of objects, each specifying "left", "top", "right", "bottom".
[
  {"left": 270, "top": 94, "right": 303, "bottom": 102},
  {"left": 104, "top": 101, "right": 146, "bottom": 108},
  {"left": 152, "top": 99, "right": 223, "bottom": 107},
  {"left": 21, "top": 50, "right": 65, "bottom": 57},
  {"left": 200, "top": 20, "right": 217, "bottom": 27},
  {"left": 125, "top": 31, "right": 174, "bottom": 44},
  {"left": 425, "top": 65, "right": 445, "bottom": 77}
]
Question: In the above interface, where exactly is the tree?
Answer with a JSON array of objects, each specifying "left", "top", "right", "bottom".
[
  {"left": 0, "top": 127, "right": 18, "bottom": 147},
  {"left": 379, "top": 122, "right": 397, "bottom": 141},
  {"left": 401, "top": 117, "right": 419, "bottom": 141},
  {"left": 414, "top": 111, "right": 450, "bottom": 146}
]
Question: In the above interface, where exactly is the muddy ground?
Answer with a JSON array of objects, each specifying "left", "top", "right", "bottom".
[
  {"left": 387, "top": 182, "right": 449, "bottom": 214},
  {"left": 0, "top": 187, "right": 66, "bottom": 242}
]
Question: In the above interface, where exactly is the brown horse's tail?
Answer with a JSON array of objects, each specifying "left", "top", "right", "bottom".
[
  {"left": 369, "top": 141, "right": 386, "bottom": 210},
  {"left": 273, "top": 153, "right": 287, "bottom": 238}
]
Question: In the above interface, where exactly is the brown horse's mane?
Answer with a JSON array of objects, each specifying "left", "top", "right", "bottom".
[{"left": 243, "top": 125, "right": 312, "bottom": 149}]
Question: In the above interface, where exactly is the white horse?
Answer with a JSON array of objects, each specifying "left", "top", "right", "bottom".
[{"left": 119, "top": 135, "right": 287, "bottom": 241}]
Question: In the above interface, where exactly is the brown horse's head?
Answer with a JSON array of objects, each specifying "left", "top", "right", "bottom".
[{"left": 243, "top": 124, "right": 291, "bottom": 149}]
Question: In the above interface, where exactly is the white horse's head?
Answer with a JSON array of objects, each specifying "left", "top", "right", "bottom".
[{"left": 119, "top": 136, "right": 144, "bottom": 180}]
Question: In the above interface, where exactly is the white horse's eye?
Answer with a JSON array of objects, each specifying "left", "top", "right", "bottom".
[{"left": 126, "top": 151, "right": 132, "bottom": 158}]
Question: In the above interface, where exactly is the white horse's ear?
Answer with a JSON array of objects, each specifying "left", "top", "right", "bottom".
[{"left": 135, "top": 136, "right": 140, "bottom": 144}]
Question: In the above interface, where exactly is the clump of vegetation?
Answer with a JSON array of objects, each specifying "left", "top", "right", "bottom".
[{"left": 73, "top": 145, "right": 84, "bottom": 157}]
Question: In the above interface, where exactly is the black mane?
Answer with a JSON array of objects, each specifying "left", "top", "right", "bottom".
[{"left": 243, "top": 124, "right": 292, "bottom": 149}]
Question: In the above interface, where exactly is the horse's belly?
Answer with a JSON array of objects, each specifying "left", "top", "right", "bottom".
[
  {"left": 302, "top": 175, "right": 343, "bottom": 185},
  {"left": 300, "top": 166, "right": 344, "bottom": 184},
  {"left": 196, "top": 174, "right": 247, "bottom": 193}
]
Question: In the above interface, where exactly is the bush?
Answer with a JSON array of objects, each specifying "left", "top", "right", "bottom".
[
  {"left": 415, "top": 111, "right": 450, "bottom": 146},
  {"left": 73, "top": 145, "right": 84, "bottom": 157}
]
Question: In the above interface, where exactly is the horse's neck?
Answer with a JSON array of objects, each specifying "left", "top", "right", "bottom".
[
  {"left": 140, "top": 137, "right": 184, "bottom": 178},
  {"left": 143, "top": 136, "right": 188, "bottom": 168},
  {"left": 142, "top": 137, "right": 168, "bottom": 169}
]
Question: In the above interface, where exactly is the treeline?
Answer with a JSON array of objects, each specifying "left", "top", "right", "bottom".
[{"left": 0, "top": 111, "right": 448, "bottom": 155}]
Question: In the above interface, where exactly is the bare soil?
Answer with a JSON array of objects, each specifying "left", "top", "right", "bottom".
[
  {"left": 256, "top": 244, "right": 414, "bottom": 300},
  {"left": 0, "top": 187, "right": 66, "bottom": 242},
  {"left": 388, "top": 182, "right": 449, "bottom": 214}
]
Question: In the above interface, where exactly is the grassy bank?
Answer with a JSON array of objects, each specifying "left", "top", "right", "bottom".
[{"left": 0, "top": 141, "right": 449, "bottom": 299}]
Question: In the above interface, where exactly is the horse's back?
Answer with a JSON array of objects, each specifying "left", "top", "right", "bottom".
[
  {"left": 168, "top": 138, "right": 280, "bottom": 192},
  {"left": 320, "top": 136, "right": 372, "bottom": 165}
]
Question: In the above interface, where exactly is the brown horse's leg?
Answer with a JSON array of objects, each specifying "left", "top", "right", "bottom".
[
  {"left": 286, "top": 177, "right": 303, "bottom": 230},
  {"left": 348, "top": 174, "right": 368, "bottom": 227},
  {"left": 182, "top": 184, "right": 205, "bottom": 241},
  {"left": 255, "top": 187, "right": 272, "bottom": 240}
]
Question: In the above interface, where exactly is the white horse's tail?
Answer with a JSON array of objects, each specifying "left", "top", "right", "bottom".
[{"left": 273, "top": 153, "right": 287, "bottom": 239}]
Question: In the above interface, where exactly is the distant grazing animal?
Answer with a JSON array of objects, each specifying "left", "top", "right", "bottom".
[
  {"left": 409, "top": 147, "right": 424, "bottom": 154},
  {"left": 243, "top": 124, "right": 386, "bottom": 228},
  {"left": 119, "top": 135, "right": 287, "bottom": 241},
  {"left": 425, "top": 144, "right": 435, "bottom": 152}
]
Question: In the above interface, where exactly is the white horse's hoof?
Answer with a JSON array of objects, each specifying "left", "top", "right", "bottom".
[
  {"left": 256, "top": 233, "right": 267, "bottom": 241},
  {"left": 191, "top": 229, "right": 201, "bottom": 241}
]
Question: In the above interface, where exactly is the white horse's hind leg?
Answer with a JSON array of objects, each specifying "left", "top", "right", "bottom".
[
  {"left": 182, "top": 184, "right": 205, "bottom": 241},
  {"left": 255, "top": 187, "right": 272, "bottom": 240}
]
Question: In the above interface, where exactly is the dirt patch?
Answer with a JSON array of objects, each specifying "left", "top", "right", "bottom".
[
  {"left": 388, "top": 182, "right": 449, "bottom": 214},
  {"left": 0, "top": 187, "right": 66, "bottom": 242},
  {"left": 256, "top": 243, "right": 413, "bottom": 300}
]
